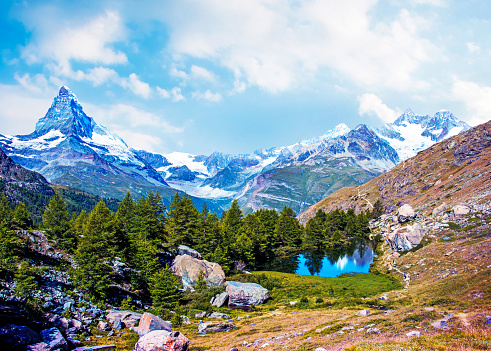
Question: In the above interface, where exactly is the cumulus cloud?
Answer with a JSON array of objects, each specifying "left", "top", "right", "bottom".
[
  {"left": 358, "top": 93, "right": 399, "bottom": 123},
  {"left": 452, "top": 80, "right": 491, "bottom": 126},
  {"left": 466, "top": 42, "right": 480, "bottom": 53},
  {"left": 192, "top": 89, "right": 222, "bottom": 102},
  {"left": 171, "top": 87, "right": 186, "bottom": 102},
  {"left": 163, "top": 0, "right": 436, "bottom": 93},
  {"left": 190, "top": 65, "right": 216, "bottom": 82},
  {"left": 120, "top": 73, "right": 152, "bottom": 99},
  {"left": 156, "top": 86, "right": 171, "bottom": 99},
  {"left": 20, "top": 10, "right": 127, "bottom": 66}
]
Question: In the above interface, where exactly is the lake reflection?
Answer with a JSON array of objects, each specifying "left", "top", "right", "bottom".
[{"left": 260, "top": 241, "right": 375, "bottom": 277}]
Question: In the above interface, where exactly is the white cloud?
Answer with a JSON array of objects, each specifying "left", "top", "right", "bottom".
[
  {"left": 120, "top": 73, "right": 152, "bottom": 99},
  {"left": 410, "top": 0, "right": 446, "bottom": 6},
  {"left": 156, "top": 86, "right": 170, "bottom": 99},
  {"left": 230, "top": 80, "right": 247, "bottom": 95},
  {"left": 170, "top": 67, "right": 188, "bottom": 80},
  {"left": 163, "top": 0, "right": 436, "bottom": 93},
  {"left": 171, "top": 87, "right": 186, "bottom": 102},
  {"left": 192, "top": 90, "right": 222, "bottom": 102},
  {"left": 190, "top": 65, "right": 216, "bottom": 82},
  {"left": 452, "top": 80, "right": 491, "bottom": 126},
  {"left": 14, "top": 73, "right": 50, "bottom": 94},
  {"left": 21, "top": 10, "right": 127, "bottom": 66},
  {"left": 466, "top": 42, "right": 480, "bottom": 53},
  {"left": 110, "top": 130, "right": 163, "bottom": 153},
  {"left": 0, "top": 83, "right": 56, "bottom": 135},
  {"left": 358, "top": 93, "right": 398, "bottom": 123}
]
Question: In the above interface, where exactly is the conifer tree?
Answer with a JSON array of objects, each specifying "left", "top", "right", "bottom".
[
  {"left": 0, "top": 195, "right": 12, "bottom": 230},
  {"left": 149, "top": 266, "right": 182, "bottom": 315},
  {"left": 12, "top": 202, "right": 31, "bottom": 230},
  {"left": 114, "top": 192, "right": 135, "bottom": 260},
  {"left": 42, "top": 192, "right": 72, "bottom": 251},
  {"left": 304, "top": 209, "right": 327, "bottom": 248},
  {"left": 197, "top": 205, "right": 221, "bottom": 258},
  {"left": 72, "top": 201, "right": 115, "bottom": 301},
  {"left": 166, "top": 193, "right": 200, "bottom": 247},
  {"left": 15, "top": 260, "right": 38, "bottom": 301},
  {"left": 222, "top": 199, "right": 243, "bottom": 247},
  {"left": 275, "top": 207, "right": 303, "bottom": 248}
]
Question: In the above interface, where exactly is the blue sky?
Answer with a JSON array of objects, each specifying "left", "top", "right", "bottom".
[{"left": 0, "top": 0, "right": 490, "bottom": 156}]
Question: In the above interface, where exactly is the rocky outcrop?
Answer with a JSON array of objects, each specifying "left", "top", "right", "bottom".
[
  {"left": 397, "top": 204, "right": 416, "bottom": 223},
  {"left": 135, "top": 330, "right": 189, "bottom": 351},
  {"left": 387, "top": 222, "right": 428, "bottom": 251},
  {"left": 176, "top": 245, "right": 202, "bottom": 260},
  {"left": 225, "top": 281, "right": 269, "bottom": 308},
  {"left": 41, "top": 327, "right": 68, "bottom": 351},
  {"left": 137, "top": 313, "right": 171, "bottom": 337},
  {"left": 171, "top": 255, "right": 225, "bottom": 290}
]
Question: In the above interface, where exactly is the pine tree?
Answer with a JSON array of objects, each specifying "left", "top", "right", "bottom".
[
  {"left": 304, "top": 211, "right": 326, "bottom": 248},
  {"left": 194, "top": 270, "right": 207, "bottom": 292},
  {"left": 148, "top": 266, "right": 182, "bottom": 315},
  {"left": 166, "top": 193, "right": 200, "bottom": 247},
  {"left": 114, "top": 192, "right": 135, "bottom": 260},
  {"left": 12, "top": 202, "right": 31, "bottom": 230},
  {"left": 222, "top": 199, "right": 243, "bottom": 248},
  {"left": 0, "top": 195, "right": 12, "bottom": 230},
  {"left": 275, "top": 207, "right": 303, "bottom": 249},
  {"left": 197, "top": 205, "right": 221, "bottom": 258},
  {"left": 72, "top": 201, "right": 115, "bottom": 302},
  {"left": 14, "top": 260, "right": 38, "bottom": 301},
  {"left": 42, "top": 192, "right": 72, "bottom": 251},
  {"left": 0, "top": 227, "right": 20, "bottom": 269}
]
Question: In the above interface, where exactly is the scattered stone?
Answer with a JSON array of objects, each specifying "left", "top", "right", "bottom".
[
  {"left": 41, "top": 327, "right": 68, "bottom": 351},
  {"left": 425, "top": 307, "right": 434, "bottom": 311},
  {"left": 211, "top": 291, "right": 229, "bottom": 308},
  {"left": 0, "top": 324, "right": 41, "bottom": 349},
  {"left": 112, "top": 317, "right": 122, "bottom": 330},
  {"left": 137, "top": 312, "right": 172, "bottom": 337},
  {"left": 289, "top": 301, "right": 298, "bottom": 305},
  {"left": 72, "top": 346, "right": 116, "bottom": 351},
  {"left": 387, "top": 222, "right": 428, "bottom": 251},
  {"left": 97, "top": 321, "right": 112, "bottom": 331},
  {"left": 194, "top": 312, "right": 206, "bottom": 319},
  {"left": 453, "top": 205, "right": 471, "bottom": 216},
  {"left": 406, "top": 330, "right": 421, "bottom": 337},
  {"left": 314, "top": 348, "right": 328, "bottom": 351},
  {"left": 356, "top": 309, "right": 370, "bottom": 317},
  {"left": 366, "top": 327, "right": 381, "bottom": 334},
  {"left": 171, "top": 255, "right": 226, "bottom": 290},
  {"left": 208, "top": 312, "right": 229, "bottom": 319},
  {"left": 176, "top": 245, "right": 202, "bottom": 260},
  {"left": 226, "top": 281, "right": 270, "bottom": 308},
  {"left": 198, "top": 322, "right": 235, "bottom": 334},
  {"left": 26, "top": 342, "right": 51, "bottom": 351},
  {"left": 181, "top": 316, "right": 191, "bottom": 325}
]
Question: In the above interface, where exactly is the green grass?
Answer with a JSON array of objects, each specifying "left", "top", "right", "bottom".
[{"left": 243, "top": 271, "right": 401, "bottom": 308}]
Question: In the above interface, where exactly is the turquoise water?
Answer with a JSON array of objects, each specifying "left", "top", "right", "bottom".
[{"left": 260, "top": 242, "right": 375, "bottom": 277}]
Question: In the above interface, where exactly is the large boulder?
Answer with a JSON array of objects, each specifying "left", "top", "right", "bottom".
[
  {"left": 105, "top": 310, "right": 142, "bottom": 328},
  {"left": 135, "top": 330, "right": 189, "bottom": 351},
  {"left": 225, "top": 281, "right": 269, "bottom": 308},
  {"left": 41, "top": 327, "right": 68, "bottom": 351},
  {"left": 0, "top": 324, "right": 41, "bottom": 350},
  {"left": 210, "top": 291, "right": 229, "bottom": 308},
  {"left": 453, "top": 205, "right": 470, "bottom": 216},
  {"left": 387, "top": 222, "right": 428, "bottom": 251},
  {"left": 432, "top": 203, "right": 448, "bottom": 217},
  {"left": 397, "top": 204, "right": 416, "bottom": 223},
  {"left": 176, "top": 245, "right": 202, "bottom": 260},
  {"left": 171, "top": 255, "right": 225, "bottom": 289},
  {"left": 137, "top": 313, "right": 171, "bottom": 337}
]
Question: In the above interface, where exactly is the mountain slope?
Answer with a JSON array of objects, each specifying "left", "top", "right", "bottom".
[{"left": 298, "top": 119, "right": 491, "bottom": 224}]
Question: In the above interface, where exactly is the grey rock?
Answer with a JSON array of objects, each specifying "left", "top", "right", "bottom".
[
  {"left": 398, "top": 204, "right": 416, "bottom": 223},
  {"left": 137, "top": 312, "right": 172, "bottom": 337},
  {"left": 171, "top": 255, "right": 225, "bottom": 290},
  {"left": 177, "top": 245, "right": 202, "bottom": 260},
  {"left": 97, "top": 321, "right": 112, "bottom": 331},
  {"left": 225, "top": 281, "right": 269, "bottom": 307},
  {"left": 41, "top": 327, "right": 68, "bottom": 351},
  {"left": 356, "top": 309, "right": 370, "bottom": 317},
  {"left": 194, "top": 312, "right": 206, "bottom": 319},
  {"left": 105, "top": 309, "right": 142, "bottom": 328},
  {"left": 406, "top": 330, "right": 421, "bottom": 337},
  {"left": 0, "top": 324, "right": 41, "bottom": 349},
  {"left": 47, "top": 314, "right": 69, "bottom": 332},
  {"left": 453, "top": 205, "right": 471, "bottom": 216},
  {"left": 198, "top": 322, "right": 235, "bottom": 334},
  {"left": 135, "top": 330, "right": 189, "bottom": 351},
  {"left": 366, "top": 327, "right": 381, "bottom": 334},
  {"left": 112, "top": 317, "right": 122, "bottom": 330},
  {"left": 26, "top": 342, "right": 51, "bottom": 351},
  {"left": 181, "top": 316, "right": 191, "bottom": 325},
  {"left": 73, "top": 346, "right": 116, "bottom": 351},
  {"left": 67, "top": 336, "right": 83, "bottom": 348},
  {"left": 208, "top": 312, "right": 229, "bottom": 319},
  {"left": 387, "top": 222, "right": 428, "bottom": 251},
  {"left": 211, "top": 291, "right": 229, "bottom": 307}
]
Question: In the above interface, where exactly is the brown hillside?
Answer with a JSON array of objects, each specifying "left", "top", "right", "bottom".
[{"left": 298, "top": 119, "right": 491, "bottom": 224}]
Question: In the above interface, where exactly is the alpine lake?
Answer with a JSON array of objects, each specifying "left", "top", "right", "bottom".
[{"left": 259, "top": 240, "right": 376, "bottom": 278}]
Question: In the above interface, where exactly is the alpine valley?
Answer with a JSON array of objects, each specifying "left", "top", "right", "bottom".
[{"left": 0, "top": 87, "right": 470, "bottom": 214}]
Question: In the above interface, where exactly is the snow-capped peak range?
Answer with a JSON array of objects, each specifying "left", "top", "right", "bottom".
[
  {"left": 375, "top": 108, "right": 471, "bottom": 161},
  {"left": 0, "top": 86, "right": 473, "bottom": 214}
]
